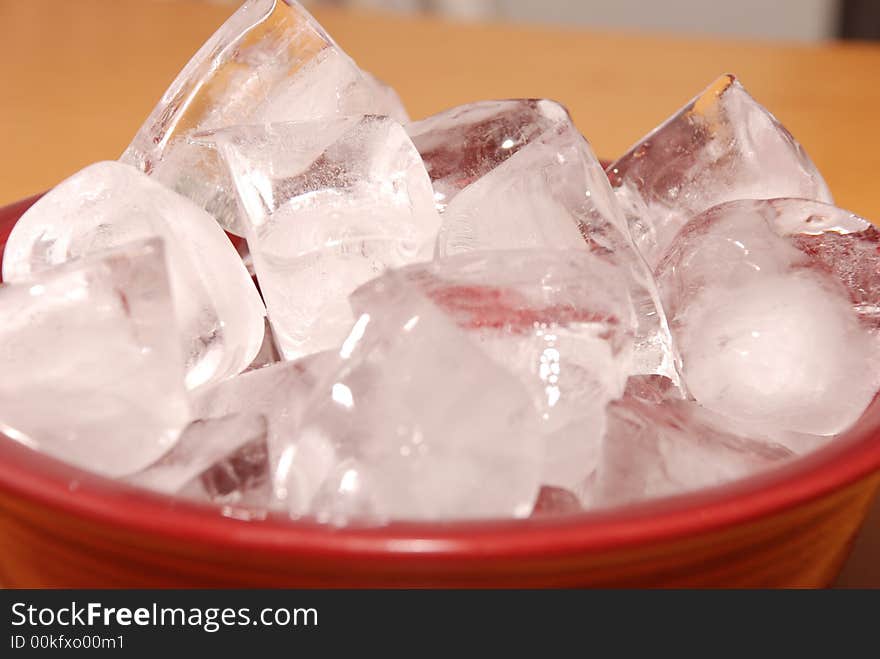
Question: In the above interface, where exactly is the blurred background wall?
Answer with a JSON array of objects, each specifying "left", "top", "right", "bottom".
[
  {"left": 207, "top": 0, "right": 880, "bottom": 42},
  {"left": 203, "top": 0, "right": 880, "bottom": 42},
  {"left": 330, "top": 0, "right": 845, "bottom": 41}
]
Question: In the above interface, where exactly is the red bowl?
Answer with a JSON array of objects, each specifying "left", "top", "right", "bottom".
[{"left": 1, "top": 193, "right": 879, "bottom": 587}]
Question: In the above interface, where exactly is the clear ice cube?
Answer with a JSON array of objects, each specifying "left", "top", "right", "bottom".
[
  {"left": 193, "top": 351, "right": 337, "bottom": 505},
  {"left": 351, "top": 249, "right": 636, "bottom": 491},
  {"left": 288, "top": 282, "right": 543, "bottom": 522},
  {"left": 407, "top": 99, "right": 573, "bottom": 213},
  {"left": 127, "top": 413, "right": 268, "bottom": 499},
  {"left": 409, "top": 99, "right": 627, "bottom": 256},
  {"left": 607, "top": 74, "right": 833, "bottom": 267},
  {"left": 410, "top": 100, "right": 680, "bottom": 384},
  {"left": 0, "top": 239, "right": 190, "bottom": 477},
  {"left": 623, "top": 373, "right": 829, "bottom": 455},
  {"left": 121, "top": 0, "right": 407, "bottom": 235},
  {"left": 591, "top": 395, "right": 795, "bottom": 509},
  {"left": 196, "top": 433, "right": 272, "bottom": 515},
  {"left": 204, "top": 116, "right": 441, "bottom": 361},
  {"left": 655, "top": 198, "right": 880, "bottom": 436},
  {"left": 2, "top": 161, "right": 266, "bottom": 390}
]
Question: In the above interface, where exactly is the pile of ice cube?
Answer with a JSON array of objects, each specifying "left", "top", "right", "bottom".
[{"left": 2, "top": 0, "right": 878, "bottom": 523}]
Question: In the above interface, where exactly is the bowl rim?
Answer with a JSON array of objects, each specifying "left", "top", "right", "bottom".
[
  {"left": 2, "top": 404, "right": 879, "bottom": 559},
  {"left": 1, "top": 193, "right": 880, "bottom": 561}
]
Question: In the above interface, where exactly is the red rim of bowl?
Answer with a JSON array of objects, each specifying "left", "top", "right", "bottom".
[
  {"left": 2, "top": 402, "right": 879, "bottom": 561},
  {"left": 1, "top": 192, "right": 880, "bottom": 562}
]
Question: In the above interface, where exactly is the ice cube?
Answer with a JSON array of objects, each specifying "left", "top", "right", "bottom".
[
  {"left": 623, "top": 372, "right": 828, "bottom": 454},
  {"left": 0, "top": 239, "right": 190, "bottom": 477},
  {"left": 2, "top": 162, "right": 266, "bottom": 390},
  {"left": 193, "top": 351, "right": 337, "bottom": 505},
  {"left": 409, "top": 100, "right": 627, "bottom": 256},
  {"left": 784, "top": 208, "right": 880, "bottom": 329},
  {"left": 288, "top": 283, "right": 543, "bottom": 522},
  {"left": 127, "top": 413, "right": 268, "bottom": 498},
  {"left": 121, "top": 0, "right": 407, "bottom": 234},
  {"left": 407, "top": 99, "right": 573, "bottom": 212},
  {"left": 204, "top": 116, "right": 441, "bottom": 361},
  {"left": 655, "top": 198, "right": 880, "bottom": 436},
  {"left": 592, "top": 395, "right": 795, "bottom": 509},
  {"left": 350, "top": 249, "right": 636, "bottom": 491},
  {"left": 361, "top": 71, "right": 410, "bottom": 124},
  {"left": 410, "top": 100, "right": 681, "bottom": 384},
  {"left": 607, "top": 74, "right": 833, "bottom": 267},
  {"left": 197, "top": 435, "right": 271, "bottom": 511}
]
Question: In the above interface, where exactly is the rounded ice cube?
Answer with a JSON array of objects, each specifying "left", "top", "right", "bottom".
[
  {"left": 655, "top": 198, "right": 880, "bottom": 436},
  {"left": 2, "top": 161, "right": 266, "bottom": 389}
]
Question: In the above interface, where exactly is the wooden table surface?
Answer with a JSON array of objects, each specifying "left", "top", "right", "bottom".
[{"left": 0, "top": 0, "right": 878, "bottom": 586}]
